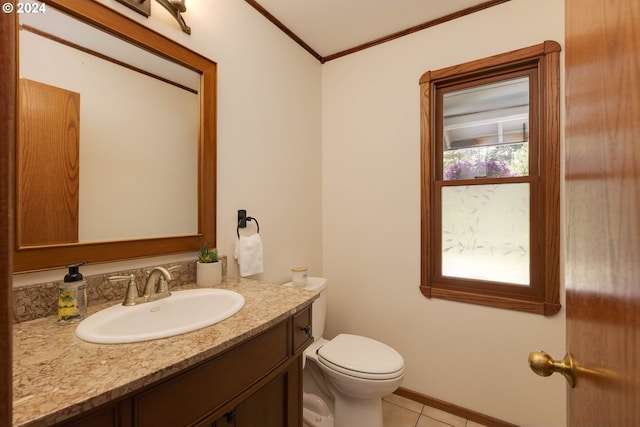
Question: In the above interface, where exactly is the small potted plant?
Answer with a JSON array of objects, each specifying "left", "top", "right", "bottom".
[{"left": 196, "top": 242, "right": 221, "bottom": 287}]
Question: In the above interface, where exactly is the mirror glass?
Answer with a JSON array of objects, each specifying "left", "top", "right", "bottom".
[
  {"left": 19, "top": 7, "right": 199, "bottom": 245},
  {"left": 14, "top": 0, "right": 216, "bottom": 273}
]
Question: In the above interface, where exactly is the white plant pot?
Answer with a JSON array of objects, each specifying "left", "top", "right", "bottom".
[{"left": 196, "top": 261, "right": 222, "bottom": 287}]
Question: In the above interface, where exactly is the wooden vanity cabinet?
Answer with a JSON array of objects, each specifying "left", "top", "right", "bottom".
[
  {"left": 205, "top": 359, "right": 301, "bottom": 427},
  {"left": 54, "top": 306, "right": 312, "bottom": 427},
  {"left": 58, "top": 402, "right": 129, "bottom": 427},
  {"left": 292, "top": 306, "right": 313, "bottom": 354}
]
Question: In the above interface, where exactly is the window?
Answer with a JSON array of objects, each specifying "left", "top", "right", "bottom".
[{"left": 419, "top": 41, "right": 561, "bottom": 315}]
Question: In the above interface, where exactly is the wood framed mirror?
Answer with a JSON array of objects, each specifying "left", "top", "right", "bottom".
[{"left": 13, "top": 0, "right": 216, "bottom": 273}]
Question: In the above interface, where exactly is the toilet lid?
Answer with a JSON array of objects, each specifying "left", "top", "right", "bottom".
[{"left": 317, "top": 334, "right": 404, "bottom": 380}]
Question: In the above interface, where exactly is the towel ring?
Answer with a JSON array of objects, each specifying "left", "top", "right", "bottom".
[{"left": 237, "top": 216, "right": 260, "bottom": 238}]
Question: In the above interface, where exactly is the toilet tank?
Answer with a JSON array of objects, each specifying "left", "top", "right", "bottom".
[{"left": 284, "top": 276, "right": 327, "bottom": 340}]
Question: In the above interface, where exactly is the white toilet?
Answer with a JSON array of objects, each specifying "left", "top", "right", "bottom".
[{"left": 285, "top": 277, "right": 405, "bottom": 427}]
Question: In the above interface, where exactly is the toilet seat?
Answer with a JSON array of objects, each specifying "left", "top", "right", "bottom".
[{"left": 317, "top": 334, "right": 404, "bottom": 380}]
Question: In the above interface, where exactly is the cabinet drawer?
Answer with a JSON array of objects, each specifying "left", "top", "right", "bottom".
[
  {"left": 292, "top": 306, "right": 312, "bottom": 354},
  {"left": 134, "top": 322, "right": 288, "bottom": 427}
]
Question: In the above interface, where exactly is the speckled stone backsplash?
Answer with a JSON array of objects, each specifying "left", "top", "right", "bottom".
[{"left": 12, "top": 257, "right": 227, "bottom": 323}]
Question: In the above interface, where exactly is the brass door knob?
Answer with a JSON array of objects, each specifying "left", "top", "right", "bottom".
[{"left": 528, "top": 351, "right": 576, "bottom": 387}]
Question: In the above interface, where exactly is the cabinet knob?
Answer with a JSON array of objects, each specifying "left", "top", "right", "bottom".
[{"left": 300, "top": 325, "right": 311, "bottom": 335}]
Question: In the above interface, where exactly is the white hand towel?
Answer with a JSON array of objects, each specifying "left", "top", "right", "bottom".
[{"left": 234, "top": 233, "right": 264, "bottom": 277}]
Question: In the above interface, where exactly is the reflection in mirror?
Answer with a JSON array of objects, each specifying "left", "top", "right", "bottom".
[
  {"left": 13, "top": 0, "right": 217, "bottom": 273},
  {"left": 442, "top": 76, "right": 529, "bottom": 180},
  {"left": 19, "top": 6, "right": 199, "bottom": 245}
]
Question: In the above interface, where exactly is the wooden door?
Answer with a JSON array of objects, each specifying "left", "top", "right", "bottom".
[
  {"left": 0, "top": 8, "right": 15, "bottom": 427},
  {"left": 565, "top": 0, "right": 640, "bottom": 426},
  {"left": 18, "top": 79, "right": 80, "bottom": 246}
]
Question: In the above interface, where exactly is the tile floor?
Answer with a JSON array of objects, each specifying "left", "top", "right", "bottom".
[
  {"left": 382, "top": 394, "right": 487, "bottom": 427},
  {"left": 303, "top": 393, "right": 488, "bottom": 427}
]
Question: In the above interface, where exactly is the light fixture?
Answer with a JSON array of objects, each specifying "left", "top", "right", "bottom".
[
  {"left": 115, "top": 0, "right": 191, "bottom": 35},
  {"left": 156, "top": 0, "right": 190, "bottom": 34}
]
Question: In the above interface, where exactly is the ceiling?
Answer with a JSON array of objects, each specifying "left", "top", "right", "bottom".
[{"left": 245, "top": 0, "right": 509, "bottom": 62}]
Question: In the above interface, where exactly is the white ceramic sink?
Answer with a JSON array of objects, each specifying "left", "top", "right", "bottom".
[{"left": 75, "top": 288, "right": 245, "bottom": 344}]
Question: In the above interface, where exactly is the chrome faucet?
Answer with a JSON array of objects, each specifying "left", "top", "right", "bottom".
[{"left": 142, "top": 267, "right": 173, "bottom": 302}]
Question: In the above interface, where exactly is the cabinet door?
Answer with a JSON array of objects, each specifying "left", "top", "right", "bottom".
[
  {"left": 212, "top": 411, "right": 237, "bottom": 427},
  {"left": 64, "top": 408, "right": 119, "bottom": 427},
  {"left": 53, "top": 397, "right": 132, "bottom": 427},
  {"left": 236, "top": 359, "right": 301, "bottom": 427},
  {"left": 236, "top": 374, "right": 286, "bottom": 427},
  {"left": 135, "top": 322, "right": 288, "bottom": 427}
]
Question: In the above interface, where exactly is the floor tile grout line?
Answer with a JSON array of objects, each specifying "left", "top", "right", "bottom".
[
  {"left": 385, "top": 395, "right": 481, "bottom": 427},
  {"left": 410, "top": 412, "right": 460, "bottom": 427},
  {"left": 384, "top": 399, "right": 425, "bottom": 415}
]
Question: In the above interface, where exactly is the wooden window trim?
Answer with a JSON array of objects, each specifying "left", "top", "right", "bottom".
[{"left": 419, "top": 41, "right": 561, "bottom": 315}]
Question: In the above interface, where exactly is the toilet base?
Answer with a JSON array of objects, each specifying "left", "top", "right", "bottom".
[
  {"left": 302, "top": 393, "right": 383, "bottom": 427},
  {"left": 333, "top": 390, "right": 383, "bottom": 427},
  {"left": 303, "top": 407, "right": 334, "bottom": 427},
  {"left": 302, "top": 392, "right": 334, "bottom": 427}
]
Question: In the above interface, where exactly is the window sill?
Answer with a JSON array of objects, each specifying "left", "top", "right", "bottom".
[{"left": 420, "top": 285, "right": 561, "bottom": 316}]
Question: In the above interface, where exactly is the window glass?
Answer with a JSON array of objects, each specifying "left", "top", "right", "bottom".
[
  {"left": 441, "top": 183, "right": 530, "bottom": 285},
  {"left": 442, "top": 77, "right": 529, "bottom": 180}
]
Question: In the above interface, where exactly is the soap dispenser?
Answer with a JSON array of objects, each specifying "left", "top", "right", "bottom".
[{"left": 58, "top": 262, "right": 88, "bottom": 325}]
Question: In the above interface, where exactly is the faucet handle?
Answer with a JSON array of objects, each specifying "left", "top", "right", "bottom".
[
  {"left": 156, "top": 268, "right": 176, "bottom": 296},
  {"left": 157, "top": 265, "right": 179, "bottom": 294},
  {"left": 143, "top": 266, "right": 173, "bottom": 301},
  {"left": 156, "top": 276, "right": 171, "bottom": 297},
  {"left": 108, "top": 274, "right": 134, "bottom": 282},
  {"left": 109, "top": 274, "right": 139, "bottom": 306}
]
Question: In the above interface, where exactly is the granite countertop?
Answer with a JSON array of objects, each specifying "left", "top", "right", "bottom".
[{"left": 12, "top": 277, "right": 318, "bottom": 427}]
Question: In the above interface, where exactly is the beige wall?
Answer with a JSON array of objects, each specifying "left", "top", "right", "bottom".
[
  {"left": 321, "top": 0, "right": 566, "bottom": 426},
  {"left": 14, "top": 0, "right": 567, "bottom": 425}
]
